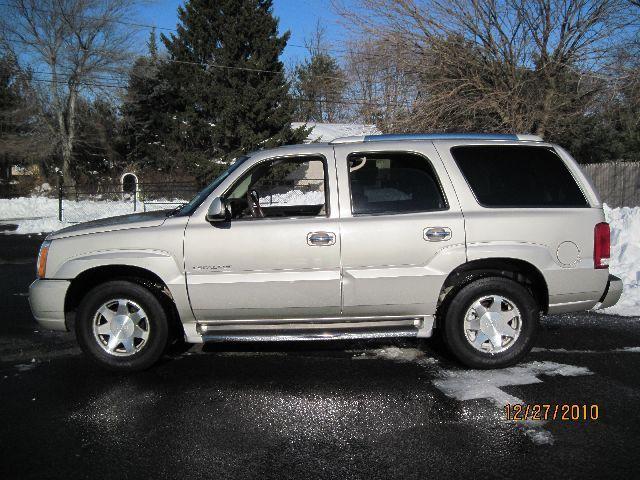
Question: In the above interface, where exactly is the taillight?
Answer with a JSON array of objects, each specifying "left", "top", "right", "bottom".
[
  {"left": 37, "top": 240, "right": 51, "bottom": 278},
  {"left": 594, "top": 222, "right": 610, "bottom": 269}
]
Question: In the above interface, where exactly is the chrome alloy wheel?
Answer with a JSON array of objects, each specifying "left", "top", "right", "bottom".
[
  {"left": 92, "top": 299, "right": 150, "bottom": 357},
  {"left": 463, "top": 295, "right": 522, "bottom": 354}
]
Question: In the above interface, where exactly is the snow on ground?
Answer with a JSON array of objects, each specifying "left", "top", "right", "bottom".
[
  {"left": 602, "top": 205, "right": 640, "bottom": 317},
  {"left": 0, "top": 196, "right": 185, "bottom": 235},
  {"left": 352, "top": 346, "right": 437, "bottom": 364},
  {"left": 259, "top": 189, "right": 324, "bottom": 206},
  {"left": 291, "top": 122, "right": 381, "bottom": 143}
]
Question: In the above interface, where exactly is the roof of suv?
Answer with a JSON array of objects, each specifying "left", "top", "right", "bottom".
[{"left": 329, "top": 133, "right": 544, "bottom": 144}]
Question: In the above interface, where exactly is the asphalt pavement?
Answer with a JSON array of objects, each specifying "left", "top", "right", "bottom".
[{"left": 1, "top": 233, "right": 639, "bottom": 479}]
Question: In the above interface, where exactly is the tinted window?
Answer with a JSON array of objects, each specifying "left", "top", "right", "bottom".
[
  {"left": 451, "top": 146, "right": 588, "bottom": 208},
  {"left": 348, "top": 152, "right": 447, "bottom": 215}
]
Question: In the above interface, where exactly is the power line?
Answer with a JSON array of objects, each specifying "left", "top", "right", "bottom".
[
  {"left": 7, "top": 36, "right": 350, "bottom": 82},
  {"left": 26, "top": 75, "right": 412, "bottom": 108},
  {"left": 0, "top": 2, "right": 428, "bottom": 85}
]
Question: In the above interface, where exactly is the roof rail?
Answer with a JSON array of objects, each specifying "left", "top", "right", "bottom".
[{"left": 329, "top": 133, "right": 543, "bottom": 144}]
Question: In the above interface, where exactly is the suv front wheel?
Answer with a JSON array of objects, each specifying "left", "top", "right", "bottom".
[
  {"left": 76, "top": 280, "right": 169, "bottom": 372},
  {"left": 442, "top": 277, "right": 539, "bottom": 369}
]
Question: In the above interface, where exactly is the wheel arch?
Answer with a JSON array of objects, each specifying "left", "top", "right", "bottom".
[
  {"left": 64, "top": 264, "right": 184, "bottom": 339},
  {"left": 436, "top": 257, "right": 549, "bottom": 323}
]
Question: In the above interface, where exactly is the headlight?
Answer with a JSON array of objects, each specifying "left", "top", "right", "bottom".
[{"left": 37, "top": 240, "right": 51, "bottom": 279}]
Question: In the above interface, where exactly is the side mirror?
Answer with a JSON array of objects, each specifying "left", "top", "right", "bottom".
[{"left": 205, "top": 197, "right": 229, "bottom": 222}]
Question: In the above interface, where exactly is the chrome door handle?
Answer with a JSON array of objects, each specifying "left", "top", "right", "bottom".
[
  {"left": 424, "top": 227, "right": 451, "bottom": 242},
  {"left": 307, "top": 231, "right": 336, "bottom": 246}
]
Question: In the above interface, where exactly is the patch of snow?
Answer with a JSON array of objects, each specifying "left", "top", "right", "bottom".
[
  {"left": 352, "top": 346, "right": 437, "bottom": 364},
  {"left": 433, "top": 361, "right": 592, "bottom": 405},
  {"left": 433, "top": 361, "right": 592, "bottom": 446},
  {"left": 615, "top": 346, "right": 640, "bottom": 353},
  {"left": 523, "top": 428, "right": 555, "bottom": 445},
  {"left": 602, "top": 205, "right": 640, "bottom": 317},
  {"left": 532, "top": 346, "right": 640, "bottom": 354},
  {"left": 292, "top": 122, "right": 381, "bottom": 143},
  {"left": 33, "top": 183, "right": 51, "bottom": 194},
  {"left": 531, "top": 347, "right": 595, "bottom": 353}
]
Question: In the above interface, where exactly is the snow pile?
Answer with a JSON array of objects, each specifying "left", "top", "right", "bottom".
[
  {"left": 0, "top": 196, "right": 184, "bottom": 234},
  {"left": 0, "top": 196, "right": 61, "bottom": 219},
  {"left": 292, "top": 122, "right": 381, "bottom": 143},
  {"left": 602, "top": 205, "right": 640, "bottom": 317}
]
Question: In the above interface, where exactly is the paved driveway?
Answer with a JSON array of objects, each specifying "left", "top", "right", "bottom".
[{"left": 1, "top": 234, "right": 639, "bottom": 479}]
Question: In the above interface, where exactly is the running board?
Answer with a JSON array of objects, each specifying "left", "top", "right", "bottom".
[
  {"left": 197, "top": 316, "right": 434, "bottom": 343},
  {"left": 201, "top": 327, "right": 419, "bottom": 343}
]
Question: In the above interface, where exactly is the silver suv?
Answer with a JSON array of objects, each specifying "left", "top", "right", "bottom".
[{"left": 29, "top": 133, "right": 623, "bottom": 371}]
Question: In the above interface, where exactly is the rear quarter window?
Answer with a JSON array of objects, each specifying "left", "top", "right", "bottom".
[{"left": 451, "top": 145, "right": 588, "bottom": 208}]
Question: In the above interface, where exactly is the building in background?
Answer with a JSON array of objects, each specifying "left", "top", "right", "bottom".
[{"left": 292, "top": 122, "right": 381, "bottom": 143}]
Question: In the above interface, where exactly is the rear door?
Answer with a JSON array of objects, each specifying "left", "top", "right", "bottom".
[{"left": 333, "top": 141, "right": 466, "bottom": 317}]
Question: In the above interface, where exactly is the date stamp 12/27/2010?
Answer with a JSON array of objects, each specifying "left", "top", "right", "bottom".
[{"left": 504, "top": 404, "right": 600, "bottom": 421}]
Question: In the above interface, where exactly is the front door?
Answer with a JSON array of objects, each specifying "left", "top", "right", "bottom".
[
  {"left": 184, "top": 153, "right": 342, "bottom": 320},
  {"left": 333, "top": 142, "right": 466, "bottom": 317}
]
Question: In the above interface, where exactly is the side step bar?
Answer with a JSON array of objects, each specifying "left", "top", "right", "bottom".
[
  {"left": 201, "top": 328, "right": 419, "bottom": 343},
  {"left": 198, "top": 316, "right": 434, "bottom": 342}
]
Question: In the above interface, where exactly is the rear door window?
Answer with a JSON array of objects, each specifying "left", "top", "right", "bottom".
[
  {"left": 451, "top": 146, "right": 588, "bottom": 208},
  {"left": 347, "top": 152, "right": 447, "bottom": 215}
]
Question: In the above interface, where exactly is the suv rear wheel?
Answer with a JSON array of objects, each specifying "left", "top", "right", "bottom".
[
  {"left": 76, "top": 280, "right": 169, "bottom": 372},
  {"left": 442, "top": 277, "right": 539, "bottom": 369}
]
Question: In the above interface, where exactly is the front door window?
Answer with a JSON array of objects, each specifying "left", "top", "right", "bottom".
[{"left": 226, "top": 157, "right": 328, "bottom": 219}]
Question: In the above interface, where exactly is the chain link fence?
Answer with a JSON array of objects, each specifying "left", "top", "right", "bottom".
[{"left": 58, "top": 181, "right": 199, "bottom": 223}]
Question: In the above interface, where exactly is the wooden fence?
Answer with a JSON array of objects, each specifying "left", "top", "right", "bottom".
[{"left": 581, "top": 162, "right": 640, "bottom": 208}]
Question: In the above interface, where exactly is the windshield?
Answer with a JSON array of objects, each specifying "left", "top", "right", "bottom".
[{"left": 174, "top": 156, "right": 250, "bottom": 216}]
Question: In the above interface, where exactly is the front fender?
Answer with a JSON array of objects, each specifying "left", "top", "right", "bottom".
[{"left": 51, "top": 249, "right": 195, "bottom": 325}]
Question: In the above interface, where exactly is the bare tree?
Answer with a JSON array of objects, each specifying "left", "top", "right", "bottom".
[
  {"left": 343, "top": 35, "right": 417, "bottom": 131},
  {"left": 336, "top": 0, "right": 635, "bottom": 137},
  {"left": 1, "top": 0, "right": 138, "bottom": 184},
  {"left": 292, "top": 22, "right": 349, "bottom": 123}
]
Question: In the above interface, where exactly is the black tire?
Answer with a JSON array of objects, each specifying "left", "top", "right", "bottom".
[
  {"left": 442, "top": 277, "right": 539, "bottom": 369},
  {"left": 76, "top": 280, "right": 169, "bottom": 372}
]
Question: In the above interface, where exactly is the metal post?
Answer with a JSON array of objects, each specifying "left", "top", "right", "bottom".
[
  {"left": 133, "top": 183, "right": 137, "bottom": 212},
  {"left": 57, "top": 175, "right": 64, "bottom": 222}
]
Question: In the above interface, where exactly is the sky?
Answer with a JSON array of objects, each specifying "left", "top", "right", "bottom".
[{"left": 135, "top": 0, "right": 353, "bottom": 66}]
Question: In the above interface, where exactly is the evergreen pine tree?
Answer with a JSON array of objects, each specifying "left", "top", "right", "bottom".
[
  {"left": 159, "top": 0, "right": 307, "bottom": 177},
  {"left": 147, "top": 27, "right": 158, "bottom": 62},
  {"left": 293, "top": 52, "right": 347, "bottom": 123},
  {"left": 120, "top": 35, "right": 174, "bottom": 172}
]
